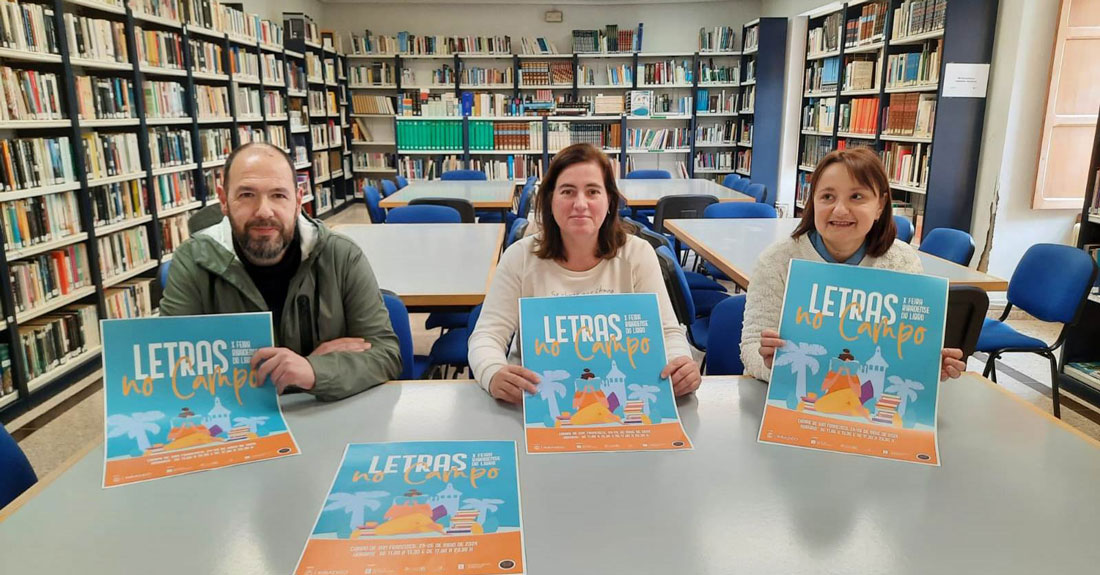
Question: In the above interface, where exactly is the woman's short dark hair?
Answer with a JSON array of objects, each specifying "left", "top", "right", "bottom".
[
  {"left": 792, "top": 147, "right": 897, "bottom": 258},
  {"left": 533, "top": 143, "right": 627, "bottom": 260}
]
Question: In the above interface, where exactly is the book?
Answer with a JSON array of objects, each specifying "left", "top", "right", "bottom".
[
  {"left": 19, "top": 304, "right": 98, "bottom": 381},
  {"left": 194, "top": 84, "right": 231, "bottom": 118},
  {"left": 64, "top": 14, "right": 129, "bottom": 64},
  {"left": 758, "top": 260, "right": 948, "bottom": 465},
  {"left": 142, "top": 80, "right": 188, "bottom": 119},
  {"left": 148, "top": 127, "right": 194, "bottom": 169},
  {"left": 0, "top": 344, "right": 12, "bottom": 396},
  {"left": 627, "top": 90, "right": 652, "bottom": 117},
  {"left": 294, "top": 441, "right": 525, "bottom": 575},
  {"left": 8, "top": 244, "right": 91, "bottom": 312},
  {"left": 0, "top": 0, "right": 60, "bottom": 55},
  {"left": 97, "top": 226, "right": 152, "bottom": 281},
  {"left": 104, "top": 278, "right": 156, "bottom": 319},
  {"left": 135, "top": 26, "right": 184, "bottom": 70},
  {"left": 1, "top": 190, "right": 81, "bottom": 251},
  {"left": 0, "top": 66, "right": 64, "bottom": 121},
  {"left": 101, "top": 313, "right": 300, "bottom": 487},
  {"left": 519, "top": 293, "right": 693, "bottom": 454},
  {"left": 190, "top": 37, "right": 226, "bottom": 75},
  {"left": 160, "top": 213, "right": 191, "bottom": 255}
]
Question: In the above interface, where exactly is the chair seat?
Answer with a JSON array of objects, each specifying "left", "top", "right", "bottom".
[
  {"left": 426, "top": 312, "right": 469, "bottom": 331},
  {"left": 704, "top": 261, "right": 732, "bottom": 282},
  {"left": 476, "top": 210, "right": 514, "bottom": 226},
  {"left": 412, "top": 355, "right": 432, "bottom": 379},
  {"left": 685, "top": 271, "right": 726, "bottom": 292},
  {"left": 976, "top": 318, "right": 1048, "bottom": 352},
  {"left": 429, "top": 328, "right": 470, "bottom": 366},
  {"left": 691, "top": 289, "right": 730, "bottom": 318}
]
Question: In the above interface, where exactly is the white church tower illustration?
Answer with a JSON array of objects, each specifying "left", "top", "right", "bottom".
[
  {"left": 857, "top": 346, "right": 890, "bottom": 399},
  {"left": 428, "top": 483, "right": 463, "bottom": 517},
  {"left": 601, "top": 361, "right": 628, "bottom": 414},
  {"left": 204, "top": 397, "right": 232, "bottom": 434}
]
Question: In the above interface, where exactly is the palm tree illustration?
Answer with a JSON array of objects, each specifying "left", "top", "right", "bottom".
[
  {"left": 106, "top": 411, "right": 165, "bottom": 454},
  {"left": 774, "top": 342, "right": 827, "bottom": 404},
  {"left": 885, "top": 376, "right": 924, "bottom": 418},
  {"left": 627, "top": 384, "right": 659, "bottom": 415},
  {"left": 324, "top": 491, "right": 390, "bottom": 532},
  {"left": 538, "top": 370, "right": 569, "bottom": 418},
  {"left": 462, "top": 498, "right": 504, "bottom": 525},
  {"left": 233, "top": 416, "right": 269, "bottom": 434}
]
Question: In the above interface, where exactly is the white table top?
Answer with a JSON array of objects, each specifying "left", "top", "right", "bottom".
[
  {"left": 616, "top": 178, "right": 754, "bottom": 207},
  {"left": 666, "top": 218, "right": 1009, "bottom": 290},
  {"left": 379, "top": 180, "right": 516, "bottom": 209},
  {"left": 2, "top": 375, "right": 1099, "bottom": 573},
  {"left": 334, "top": 223, "right": 504, "bottom": 307}
]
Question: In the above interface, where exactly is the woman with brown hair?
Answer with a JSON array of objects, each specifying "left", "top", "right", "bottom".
[
  {"left": 740, "top": 148, "right": 966, "bottom": 382},
  {"left": 468, "top": 143, "right": 701, "bottom": 403}
]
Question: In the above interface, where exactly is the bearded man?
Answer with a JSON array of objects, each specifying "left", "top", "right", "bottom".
[{"left": 160, "top": 143, "right": 401, "bottom": 399}]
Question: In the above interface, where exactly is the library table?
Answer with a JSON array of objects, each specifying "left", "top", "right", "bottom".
[
  {"left": 2, "top": 375, "right": 1099, "bottom": 573},
  {"left": 378, "top": 180, "right": 516, "bottom": 214},
  {"left": 616, "top": 177, "right": 754, "bottom": 207},
  {"left": 666, "top": 218, "right": 1009, "bottom": 290},
  {"left": 335, "top": 223, "right": 504, "bottom": 310}
]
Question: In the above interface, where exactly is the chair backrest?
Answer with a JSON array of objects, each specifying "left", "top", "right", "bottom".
[
  {"left": 721, "top": 173, "right": 742, "bottom": 189},
  {"left": 730, "top": 178, "right": 751, "bottom": 192},
  {"left": 386, "top": 204, "right": 462, "bottom": 224},
  {"left": 703, "top": 202, "right": 777, "bottom": 219},
  {"left": 625, "top": 217, "right": 673, "bottom": 251},
  {"left": 364, "top": 185, "right": 386, "bottom": 223},
  {"left": 918, "top": 227, "right": 976, "bottom": 266},
  {"left": 654, "top": 245, "right": 695, "bottom": 325},
  {"left": 653, "top": 195, "right": 718, "bottom": 233},
  {"left": 625, "top": 169, "right": 672, "bottom": 179},
  {"left": 506, "top": 217, "right": 528, "bottom": 248},
  {"left": 381, "top": 293, "right": 415, "bottom": 380},
  {"left": 1007, "top": 243, "right": 1099, "bottom": 324},
  {"left": 466, "top": 304, "right": 483, "bottom": 333},
  {"left": 704, "top": 295, "right": 747, "bottom": 375},
  {"left": 395, "top": 175, "right": 409, "bottom": 189},
  {"left": 380, "top": 179, "right": 398, "bottom": 197},
  {"left": 187, "top": 203, "right": 224, "bottom": 234},
  {"left": 944, "top": 286, "right": 989, "bottom": 358},
  {"left": 0, "top": 424, "right": 36, "bottom": 509},
  {"left": 440, "top": 169, "right": 487, "bottom": 181},
  {"left": 409, "top": 197, "right": 475, "bottom": 223},
  {"left": 744, "top": 183, "right": 767, "bottom": 204},
  {"left": 516, "top": 180, "right": 535, "bottom": 218},
  {"left": 894, "top": 215, "right": 915, "bottom": 243},
  {"left": 158, "top": 260, "right": 171, "bottom": 289}
]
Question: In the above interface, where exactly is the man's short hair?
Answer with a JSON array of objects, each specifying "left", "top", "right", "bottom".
[{"left": 221, "top": 142, "right": 296, "bottom": 192}]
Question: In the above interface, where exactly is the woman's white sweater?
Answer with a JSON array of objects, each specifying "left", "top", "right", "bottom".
[{"left": 740, "top": 234, "right": 923, "bottom": 382}]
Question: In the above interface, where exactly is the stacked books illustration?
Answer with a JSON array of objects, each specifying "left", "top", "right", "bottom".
[
  {"left": 872, "top": 393, "right": 901, "bottom": 425},
  {"left": 623, "top": 401, "right": 646, "bottom": 424},
  {"left": 446, "top": 510, "right": 481, "bottom": 534},
  {"left": 227, "top": 426, "right": 251, "bottom": 441}
]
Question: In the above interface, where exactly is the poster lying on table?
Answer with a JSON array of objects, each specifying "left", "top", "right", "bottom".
[
  {"left": 519, "top": 293, "right": 692, "bottom": 454},
  {"left": 101, "top": 312, "right": 299, "bottom": 487},
  {"left": 295, "top": 441, "right": 525, "bottom": 575},
  {"left": 758, "top": 260, "right": 948, "bottom": 465}
]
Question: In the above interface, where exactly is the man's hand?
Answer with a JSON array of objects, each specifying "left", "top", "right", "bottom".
[
  {"left": 311, "top": 337, "right": 372, "bottom": 356},
  {"left": 251, "top": 347, "right": 317, "bottom": 393}
]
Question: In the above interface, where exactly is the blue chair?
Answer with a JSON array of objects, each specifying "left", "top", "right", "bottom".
[
  {"left": 382, "top": 293, "right": 430, "bottom": 380},
  {"left": 919, "top": 228, "right": 976, "bottom": 266},
  {"left": 158, "top": 260, "right": 171, "bottom": 289},
  {"left": 703, "top": 202, "right": 777, "bottom": 219},
  {"left": 721, "top": 173, "right": 742, "bottom": 189},
  {"left": 730, "top": 178, "right": 751, "bottom": 193},
  {"left": 386, "top": 205, "right": 462, "bottom": 224},
  {"left": 380, "top": 179, "right": 398, "bottom": 198},
  {"left": 506, "top": 217, "right": 529, "bottom": 248},
  {"left": 976, "top": 244, "right": 1098, "bottom": 418},
  {"left": 655, "top": 245, "right": 708, "bottom": 351},
  {"left": 625, "top": 169, "right": 672, "bottom": 180},
  {"left": 395, "top": 175, "right": 409, "bottom": 189},
  {"left": 744, "top": 183, "right": 767, "bottom": 204},
  {"left": 441, "top": 169, "right": 487, "bottom": 181},
  {"left": 516, "top": 179, "right": 535, "bottom": 219},
  {"left": 0, "top": 424, "right": 36, "bottom": 509},
  {"left": 703, "top": 295, "right": 747, "bottom": 375},
  {"left": 894, "top": 215, "right": 915, "bottom": 243},
  {"left": 427, "top": 304, "right": 483, "bottom": 378},
  {"left": 364, "top": 185, "right": 386, "bottom": 223},
  {"left": 625, "top": 217, "right": 726, "bottom": 294}
]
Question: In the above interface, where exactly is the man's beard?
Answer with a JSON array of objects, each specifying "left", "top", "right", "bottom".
[{"left": 231, "top": 214, "right": 295, "bottom": 265}]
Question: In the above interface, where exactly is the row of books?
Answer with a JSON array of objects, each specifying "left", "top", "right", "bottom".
[
  {"left": 577, "top": 64, "right": 633, "bottom": 87},
  {"left": 19, "top": 304, "right": 99, "bottom": 383},
  {"left": 76, "top": 76, "right": 134, "bottom": 120},
  {"left": 744, "top": 25, "right": 759, "bottom": 52},
  {"left": 844, "top": 0, "right": 888, "bottom": 47},
  {"left": 842, "top": 57, "right": 878, "bottom": 92},
  {"left": 696, "top": 89, "right": 738, "bottom": 114},
  {"left": 626, "top": 127, "right": 690, "bottom": 151},
  {"left": 805, "top": 57, "right": 840, "bottom": 93},
  {"left": 883, "top": 93, "right": 936, "bottom": 137},
  {"left": 800, "top": 134, "right": 833, "bottom": 167},
  {"left": 64, "top": 15, "right": 128, "bottom": 65},
  {"left": 882, "top": 141, "right": 930, "bottom": 190},
  {"left": 739, "top": 120, "right": 753, "bottom": 143},
  {"left": 520, "top": 61, "right": 573, "bottom": 86},
  {"left": 105, "top": 278, "right": 156, "bottom": 320},
  {"left": 264, "top": 91, "right": 286, "bottom": 116},
  {"left": 91, "top": 180, "right": 147, "bottom": 227},
  {"left": 639, "top": 60, "right": 692, "bottom": 86},
  {"left": 572, "top": 25, "right": 640, "bottom": 54},
  {"left": 229, "top": 45, "right": 260, "bottom": 79},
  {"left": 143, "top": 80, "right": 187, "bottom": 119},
  {"left": 698, "top": 26, "right": 737, "bottom": 53},
  {"left": 695, "top": 150, "right": 734, "bottom": 171},
  {"left": 98, "top": 227, "right": 153, "bottom": 282},
  {"left": 741, "top": 86, "right": 755, "bottom": 113},
  {"left": 695, "top": 120, "right": 736, "bottom": 144},
  {"left": 132, "top": 0, "right": 179, "bottom": 22},
  {"left": 161, "top": 213, "right": 190, "bottom": 255},
  {"left": 1, "top": 191, "right": 81, "bottom": 252},
  {"left": 191, "top": 38, "right": 226, "bottom": 76},
  {"left": 397, "top": 120, "right": 462, "bottom": 151},
  {"left": 198, "top": 127, "right": 232, "bottom": 163},
  {"left": 9, "top": 243, "right": 91, "bottom": 313},
  {"left": 549, "top": 122, "right": 621, "bottom": 150},
  {"left": 262, "top": 54, "right": 286, "bottom": 85},
  {"left": 0, "top": 67, "right": 64, "bottom": 122},
  {"left": 234, "top": 86, "right": 261, "bottom": 117},
  {"left": 893, "top": 0, "right": 947, "bottom": 39},
  {"left": 802, "top": 98, "right": 835, "bottom": 133},
  {"left": 0, "top": 344, "right": 11, "bottom": 396},
  {"left": 352, "top": 151, "right": 391, "bottom": 171},
  {"left": 350, "top": 62, "right": 395, "bottom": 86},
  {"left": 885, "top": 40, "right": 941, "bottom": 89},
  {"left": 468, "top": 121, "right": 536, "bottom": 151},
  {"left": 462, "top": 66, "right": 512, "bottom": 86},
  {"left": 150, "top": 171, "right": 196, "bottom": 210},
  {"left": 0, "top": 0, "right": 59, "bottom": 55},
  {"left": 288, "top": 61, "right": 306, "bottom": 92},
  {"left": 0, "top": 137, "right": 74, "bottom": 192},
  {"left": 698, "top": 60, "right": 738, "bottom": 84},
  {"left": 737, "top": 149, "right": 752, "bottom": 172},
  {"left": 467, "top": 156, "right": 542, "bottom": 182},
  {"left": 195, "top": 84, "right": 230, "bottom": 118},
  {"left": 520, "top": 37, "right": 557, "bottom": 55},
  {"left": 350, "top": 30, "right": 514, "bottom": 56},
  {"left": 808, "top": 12, "right": 843, "bottom": 56},
  {"left": 838, "top": 97, "right": 879, "bottom": 135},
  {"left": 135, "top": 27, "right": 184, "bottom": 70},
  {"left": 149, "top": 128, "right": 193, "bottom": 169},
  {"left": 83, "top": 132, "right": 142, "bottom": 180}
]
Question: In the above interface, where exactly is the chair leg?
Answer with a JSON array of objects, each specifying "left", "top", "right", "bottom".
[
  {"left": 982, "top": 353, "right": 998, "bottom": 383},
  {"left": 700, "top": 354, "right": 708, "bottom": 374},
  {"left": 1045, "top": 352, "right": 1061, "bottom": 419}
]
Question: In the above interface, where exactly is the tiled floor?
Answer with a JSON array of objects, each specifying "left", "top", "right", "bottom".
[{"left": 14, "top": 203, "right": 1100, "bottom": 480}]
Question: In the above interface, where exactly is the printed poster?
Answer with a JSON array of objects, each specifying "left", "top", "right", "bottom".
[
  {"left": 519, "top": 293, "right": 692, "bottom": 454},
  {"left": 295, "top": 441, "right": 525, "bottom": 575},
  {"left": 101, "top": 313, "right": 299, "bottom": 487},
  {"left": 758, "top": 260, "right": 948, "bottom": 465}
]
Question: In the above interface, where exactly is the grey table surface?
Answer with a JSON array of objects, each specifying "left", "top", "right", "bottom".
[
  {"left": 334, "top": 223, "right": 504, "bottom": 306},
  {"left": 666, "top": 218, "right": 1009, "bottom": 290},
  {"left": 616, "top": 178, "right": 754, "bottom": 206},
  {"left": 3, "top": 374, "right": 1099, "bottom": 574},
  {"left": 379, "top": 180, "right": 516, "bottom": 208}
]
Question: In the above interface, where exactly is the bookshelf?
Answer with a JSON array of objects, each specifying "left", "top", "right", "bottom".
[
  {"left": 793, "top": 0, "right": 997, "bottom": 240},
  {"left": 0, "top": 1, "right": 333, "bottom": 423},
  {"left": 1060, "top": 104, "right": 1100, "bottom": 408}
]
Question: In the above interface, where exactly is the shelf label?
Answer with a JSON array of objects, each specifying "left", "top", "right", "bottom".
[{"left": 942, "top": 63, "right": 989, "bottom": 99}]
